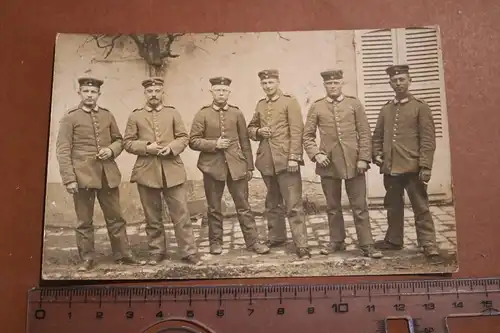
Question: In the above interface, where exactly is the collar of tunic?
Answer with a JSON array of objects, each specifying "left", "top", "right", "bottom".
[
  {"left": 211, "top": 103, "right": 229, "bottom": 111},
  {"left": 80, "top": 104, "right": 99, "bottom": 113},
  {"left": 326, "top": 94, "right": 345, "bottom": 103},
  {"left": 265, "top": 90, "right": 284, "bottom": 102},
  {"left": 392, "top": 95, "right": 413, "bottom": 105},
  {"left": 145, "top": 104, "right": 164, "bottom": 112}
]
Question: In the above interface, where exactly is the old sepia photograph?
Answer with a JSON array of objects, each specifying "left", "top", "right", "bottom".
[{"left": 41, "top": 26, "right": 458, "bottom": 280}]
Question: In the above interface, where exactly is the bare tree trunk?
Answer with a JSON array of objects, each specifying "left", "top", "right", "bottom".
[
  {"left": 149, "top": 65, "right": 164, "bottom": 77},
  {"left": 147, "top": 65, "right": 164, "bottom": 77}
]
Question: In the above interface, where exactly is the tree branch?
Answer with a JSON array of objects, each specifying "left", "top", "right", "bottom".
[
  {"left": 88, "top": 34, "right": 124, "bottom": 59},
  {"left": 159, "top": 33, "right": 184, "bottom": 59},
  {"left": 103, "top": 35, "right": 122, "bottom": 58},
  {"left": 277, "top": 32, "right": 291, "bottom": 41},
  {"left": 205, "top": 32, "right": 224, "bottom": 41},
  {"left": 77, "top": 35, "right": 94, "bottom": 53}
]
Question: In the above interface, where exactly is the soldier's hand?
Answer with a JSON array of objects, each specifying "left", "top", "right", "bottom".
[
  {"left": 216, "top": 137, "right": 231, "bottom": 149},
  {"left": 357, "top": 160, "right": 368, "bottom": 174},
  {"left": 419, "top": 168, "right": 432, "bottom": 183},
  {"left": 287, "top": 160, "right": 299, "bottom": 173},
  {"left": 374, "top": 155, "right": 384, "bottom": 167},
  {"left": 315, "top": 153, "right": 330, "bottom": 167},
  {"left": 258, "top": 127, "right": 272, "bottom": 138},
  {"left": 65, "top": 182, "right": 78, "bottom": 194},
  {"left": 246, "top": 170, "right": 253, "bottom": 181},
  {"left": 97, "top": 148, "right": 113, "bottom": 160},
  {"left": 146, "top": 142, "right": 162, "bottom": 155},
  {"left": 158, "top": 146, "right": 171, "bottom": 156}
]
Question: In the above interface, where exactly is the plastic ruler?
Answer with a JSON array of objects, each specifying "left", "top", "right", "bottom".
[{"left": 25, "top": 277, "right": 500, "bottom": 333}]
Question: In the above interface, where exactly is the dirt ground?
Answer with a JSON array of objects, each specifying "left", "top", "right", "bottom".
[{"left": 41, "top": 220, "right": 458, "bottom": 281}]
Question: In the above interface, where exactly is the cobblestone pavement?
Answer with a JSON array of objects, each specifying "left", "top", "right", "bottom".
[{"left": 41, "top": 205, "right": 458, "bottom": 280}]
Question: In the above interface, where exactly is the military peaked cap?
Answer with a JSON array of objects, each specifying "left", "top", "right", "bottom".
[
  {"left": 320, "top": 69, "right": 343, "bottom": 81},
  {"left": 209, "top": 77, "right": 232, "bottom": 86},
  {"left": 78, "top": 77, "right": 104, "bottom": 88},
  {"left": 258, "top": 69, "right": 279, "bottom": 80},
  {"left": 386, "top": 64, "right": 410, "bottom": 77},
  {"left": 142, "top": 77, "right": 165, "bottom": 88}
]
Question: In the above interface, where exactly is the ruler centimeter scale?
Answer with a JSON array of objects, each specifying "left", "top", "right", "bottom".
[{"left": 26, "top": 277, "right": 500, "bottom": 333}]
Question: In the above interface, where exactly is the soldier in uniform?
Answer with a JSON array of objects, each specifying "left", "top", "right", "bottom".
[
  {"left": 247, "top": 69, "right": 310, "bottom": 259},
  {"left": 189, "top": 77, "right": 270, "bottom": 255},
  {"left": 56, "top": 77, "right": 142, "bottom": 271},
  {"left": 303, "top": 70, "right": 383, "bottom": 258},
  {"left": 372, "top": 64, "right": 440, "bottom": 258},
  {"left": 123, "top": 77, "right": 200, "bottom": 265}
]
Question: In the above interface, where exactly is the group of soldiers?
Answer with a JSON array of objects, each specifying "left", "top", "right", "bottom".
[{"left": 55, "top": 64, "right": 441, "bottom": 272}]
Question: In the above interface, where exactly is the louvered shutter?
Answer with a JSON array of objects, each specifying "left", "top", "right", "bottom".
[
  {"left": 403, "top": 26, "right": 444, "bottom": 138},
  {"left": 354, "top": 29, "right": 398, "bottom": 132}
]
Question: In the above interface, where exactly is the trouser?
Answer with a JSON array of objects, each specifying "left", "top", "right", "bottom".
[
  {"left": 383, "top": 172, "right": 437, "bottom": 247},
  {"left": 320, "top": 174, "right": 374, "bottom": 247},
  {"left": 203, "top": 172, "right": 259, "bottom": 247},
  {"left": 72, "top": 172, "right": 132, "bottom": 261},
  {"left": 262, "top": 171, "right": 308, "bottom": 248},
  {"left": 136, "top": 175, "right": 197, "bottom": 258}
]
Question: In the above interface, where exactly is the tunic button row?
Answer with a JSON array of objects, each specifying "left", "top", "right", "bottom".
[
  {"left": 222, "top": 113, "right": 227, "bottom": 149},
  {"left": 394, "top": 109, "right": 399, "bottom": 140},
  {"left": 91, "top": 113, "right": 101, "bottom": 150},
  {"left": 266, "top": 105, "right": 272, "bottom": 123},
  {"left": 220, "top": 112, "right": 226, "bottom": 137},
  {"left": 336, "top": 110, "right": 341, "bottom": 140},
  {"left": 153, "top": 112, "right": 160, "bottom": 140}
]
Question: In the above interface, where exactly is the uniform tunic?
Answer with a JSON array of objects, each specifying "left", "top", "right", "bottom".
[
  {"left": 189, "top": 103, "right": 254, "bottom": 181},
  {"left": 123, "top": 104, "right": 189, "bottom": 189},
  {"left": 56, "top": 105, "right": 123, "bottom": 188},
  {"left": 372, "top": 94, "right": 435, "bottom": 175},
  {"left": 303, "top": 94, "right": 372, "bottom": 179},
  {"left": 247, "top": 91, "right": 304, "bottom": 176}
]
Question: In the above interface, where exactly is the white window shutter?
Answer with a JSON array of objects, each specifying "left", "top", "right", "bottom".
[
  {"left": 403, "top": 26, "right": 445, "bottom": 138},
  {"left": 354, "top": 29, "right": 398, "bottom": 132}
]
